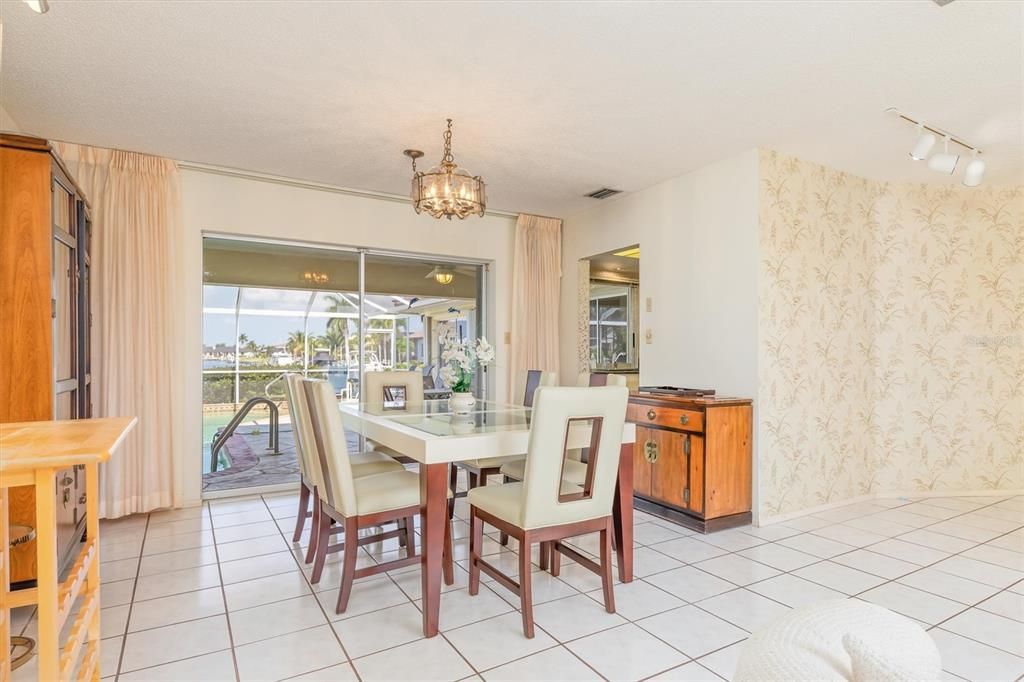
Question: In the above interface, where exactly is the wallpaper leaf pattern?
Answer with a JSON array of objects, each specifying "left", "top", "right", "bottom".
[{"left": 759, "top": 150, "right": 1023, "bottom": 517}]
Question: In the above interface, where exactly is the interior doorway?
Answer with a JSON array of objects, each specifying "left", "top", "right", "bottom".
[{"left": 581, "top": 245, "right": 640, "bottom": 388}]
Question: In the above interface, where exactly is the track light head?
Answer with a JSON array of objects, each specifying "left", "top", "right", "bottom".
[
  {"left": 909, "top": 123, "right": 936, "bottom": 161},
  {"left": 928, "top": 136, "right": 959, "bottom": 174},
  {"left": 962, "top": 152, "right": 985, "bottom": 187},
  {"left": 24, "top": 0, "right": 49, "bottom": 13}
]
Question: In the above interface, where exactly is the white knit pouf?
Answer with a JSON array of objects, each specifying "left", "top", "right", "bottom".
[{"left": 733, "top": 599, "right": 941, "bottom": 682}]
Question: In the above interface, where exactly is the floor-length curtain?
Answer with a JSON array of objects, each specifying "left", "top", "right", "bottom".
[
  {"left": 508, "top": 214, "right": 562, "bottom": 402},
  {"left": 57, "top": 143, "right": 183, "bottom": 517}
]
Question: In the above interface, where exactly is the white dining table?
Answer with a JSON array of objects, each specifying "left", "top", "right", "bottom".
[{"left": 339, "top": 398, "right": 637, "bottom": 637}]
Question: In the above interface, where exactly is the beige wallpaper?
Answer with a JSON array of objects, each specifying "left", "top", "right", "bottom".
[{"left": 759, "top": 150, "right": 1023, "bottom": 518}]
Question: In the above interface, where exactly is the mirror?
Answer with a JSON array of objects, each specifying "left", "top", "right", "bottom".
[{"left": 583, "top": 245, "right": 639, "bottom": 373}]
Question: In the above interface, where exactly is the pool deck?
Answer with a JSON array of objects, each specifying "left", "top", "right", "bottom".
[{"left": 201, "top": 424, "right": 361, "bottom": 493}]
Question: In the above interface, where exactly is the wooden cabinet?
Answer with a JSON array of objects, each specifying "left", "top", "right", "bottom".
[
  {"left": 628, "top": 393, "right": 752, "bottom": 532},
  {"left": 0, "top": 133, "right": 93, "bottom": 584}
]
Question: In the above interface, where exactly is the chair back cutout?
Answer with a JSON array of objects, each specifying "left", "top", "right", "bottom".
[{"left": 362, "top": 370, "right": 424, "bottom": 407}]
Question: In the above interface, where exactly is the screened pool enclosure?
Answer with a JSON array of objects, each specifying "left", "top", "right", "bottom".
[{"left": 202, "top": 237, "right": 484, "bottom": 494}]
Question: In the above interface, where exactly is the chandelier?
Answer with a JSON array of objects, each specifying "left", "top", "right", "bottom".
[{"left": 404, "top": 119, "right": 486, "bottom": 220}]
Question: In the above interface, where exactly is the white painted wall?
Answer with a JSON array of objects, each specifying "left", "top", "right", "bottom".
[
  {"left": 178, "top": 168, "right": 517, "bottom": 506},
  {"left": 1, "top": 104, "right": 23, "bottom": 132},
  {"left": 560, "top": 149, "right": 761, "bottom": 517},
  {"left": 560, "top": 149, "right": 760, "bottom": 394}
]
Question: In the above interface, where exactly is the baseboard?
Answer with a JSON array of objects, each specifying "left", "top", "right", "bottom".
[
  {"left": 757, "top": 494, "right": 878, "bottom": 526},
  {"left": 757, "top": 489, "right": 1023, "bottom": 527},
  {"left": 876, "top": 489, "right": 1024, "bottom": 500}
]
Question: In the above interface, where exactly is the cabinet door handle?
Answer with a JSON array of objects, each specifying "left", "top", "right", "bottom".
[
  {"left": 61, "top": 475, "right": 74, "bottom": 487},
  {"left": 644, "top": 440, "right": 659, "bottom": 463},
  {"left": 679, "top": 414, "right": 689, "bottom": 425},
  {"left": 684, "top": 434, "right": 691, "bottom": 456},
  {"left": 646, "top": 409, "right": 657, "bottom": 420}
]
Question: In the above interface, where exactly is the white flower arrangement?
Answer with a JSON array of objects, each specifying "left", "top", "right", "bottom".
[{"left": 437, "top": 323, "right": 494, "bottom": 393}]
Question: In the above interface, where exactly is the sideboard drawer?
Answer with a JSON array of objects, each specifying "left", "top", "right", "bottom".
[{"left": 628, "top": 403, "right": 704, "bottom": 432}]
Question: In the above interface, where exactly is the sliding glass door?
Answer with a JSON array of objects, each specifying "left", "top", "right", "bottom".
[{"left": 200, "top": 237, "right": 486, "bottom": 496}]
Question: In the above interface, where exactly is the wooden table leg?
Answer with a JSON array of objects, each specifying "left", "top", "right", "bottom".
[
  {"left": 419, "top": 462, "right": 448, "bottom": 637},
  {"left": 612, "top": 443, "right": 634, "bottom": 583},
  {"left": 35, "top": 468, "right": 59, "bottom": 681}
]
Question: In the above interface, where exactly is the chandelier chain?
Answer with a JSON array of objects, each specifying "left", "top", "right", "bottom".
[{"left": 442, "top": 118, "right": 454, "bottom": 165}]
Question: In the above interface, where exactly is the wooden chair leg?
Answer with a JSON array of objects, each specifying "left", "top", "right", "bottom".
[
  {"left": 303, "top": 487, "right": 321, "bottom": 564},
  {"left": 550, "top": 541, "right": 561, "bottom": 577},
  {"left": 404, "top": 515, "right": 417, "bottom": 557},
  {"left": 519, "top": 533, "right": 535, "bottom": 638},
  {"left": 499, "top": 476, "right": 510, "bottom": 546},
  {"left": 398, "top": 517, "right": 408, "bottom": 548},
  {"left": 468, "top": 508, "right": 482, "bottom": 596},
  {"left": 336, "top": 517, "right": 359, "bottom": 613},
  {"left": 600, "top": 518, "right": 615, "bottom": 613},
  {"left": 538, "top": 541, "right": 550, "bottom": 571},
  {"left": 310, "top": 503, "right": 332, "bottom": 584},
  {"left": 293, "top": 481, "right": 310, "bottom": 542},
  {"left": 448, "top": 464, "right": 459, "bottom": 519},
  {"left": 467, "top": 471, "right": 479, "bottom": 490},
  {"left": 443, "top": 516, "right": 454, "bottom": 586}
]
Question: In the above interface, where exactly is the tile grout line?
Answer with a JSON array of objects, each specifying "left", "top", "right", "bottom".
[
  {"left": 204, "top": 501, "right": 243, "bottom": 682},
  {"left": 89, "top": 491, "right": 1021, "bottom": 681},
  {"left": 262, "top": 492, "right": 365, "bottom": 682},
  {"left": 112, "top": 514, "right": 151, "bottom": 681}
]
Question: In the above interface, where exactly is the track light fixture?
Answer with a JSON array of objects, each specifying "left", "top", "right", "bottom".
[
  {"left": 887, "top": 107, "right": 984, "bottom": 187},
  {"left": 928, "top": 136, "right": 959, "bottom": 175},
  {"left": 909, "top": 123, "right": 935, "bottom": 161},
  {"left": 963, "top": 150, "right": 985, "bottom": 187}
]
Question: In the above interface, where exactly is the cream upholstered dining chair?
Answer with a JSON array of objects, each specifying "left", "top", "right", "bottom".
[
  {"left": 361, "top": 370, "right": 425, "bottom": 462},
  {"left": 500, "top": 373, "right": 626, "bottom": 483},
  {"left": 468, "top": 385, "right": 629, "bottom": 637},
  {"left": 449, "top": 369, "right": 557, "bottom": 518},
  {"left": 577, "top": 372, "right": 628, "bottom": 388},
  {"left": 284, "top": 374, "right": 404, "bottom": 566},
  {"left": 304, "top": 378, "right": 454, "bottom": 613},
  {"left": 499, "top": 373, "right": 630, "bottom": 559}
]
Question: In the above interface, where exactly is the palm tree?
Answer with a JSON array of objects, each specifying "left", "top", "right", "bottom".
[
  {"left": 286, "top": 331, "right": 306, "bottom": 361},
  {"left": 237, "top": 333, "right": 249, "bottom": 352},
  {"left": 324, "top": 294, "right": 355, "bottom": 364},
  {"left": 322, "top": 325, "right": 347, "bottom": 361}
]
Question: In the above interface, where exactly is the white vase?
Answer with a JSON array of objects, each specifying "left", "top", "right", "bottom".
[{"left": 449, "top": 392, "right": 476, "bottom": 415}]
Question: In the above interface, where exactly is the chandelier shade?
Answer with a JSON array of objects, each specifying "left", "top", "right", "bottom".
[{"left": 406, "top": 119, "right": 486, "bottom": 220}]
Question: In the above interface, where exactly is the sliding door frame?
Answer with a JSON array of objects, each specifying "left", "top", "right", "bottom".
[{"left": 200, "top": 232, "right": 492, "bottom": 499}]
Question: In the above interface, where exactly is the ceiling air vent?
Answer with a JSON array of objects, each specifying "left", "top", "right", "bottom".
[
  {"left": 584, "top": 188, "right": 622, "bottom": 200},
  {"left": 931, "top": 0, "right": 955, "bottom": 5}
]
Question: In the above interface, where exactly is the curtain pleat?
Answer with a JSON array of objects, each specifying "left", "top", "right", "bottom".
[
  {"left": 509, "top": 214, "right": 562, "bottom": 402},
  {"left": 56, "top": 143, "right": 183, "bottom": 517}
]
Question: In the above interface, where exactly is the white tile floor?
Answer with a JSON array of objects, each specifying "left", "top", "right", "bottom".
[{"left": 10, "top": 486, "right": 1023, "bottom": 681}]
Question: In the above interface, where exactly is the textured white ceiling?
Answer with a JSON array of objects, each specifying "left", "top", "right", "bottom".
[{"left": 1, "top": 0, "right": 1020, "bottom": 216}]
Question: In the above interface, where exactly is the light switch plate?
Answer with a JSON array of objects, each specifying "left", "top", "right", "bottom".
[{"left": 645, "top": 329, "right": 653, "bottom": 344}]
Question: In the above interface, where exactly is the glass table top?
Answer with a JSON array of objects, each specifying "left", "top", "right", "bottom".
[
  {"left": 353, "top": 399, "right": 527, "bottom": 418},
  {"left": 343, "top": 399, "right": 534, "bottom": 437},
  {"left": 387, "top": 410, "right": 535, "bottom": 437}
]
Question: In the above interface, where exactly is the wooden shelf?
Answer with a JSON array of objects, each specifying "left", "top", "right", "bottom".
[{"left": 1, "top": 418, "right": 135, "bottom": 680}]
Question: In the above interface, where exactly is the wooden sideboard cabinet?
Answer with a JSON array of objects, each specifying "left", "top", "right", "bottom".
[{"left": 627, "top": 393, "right": 753, "bottom": 532}]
